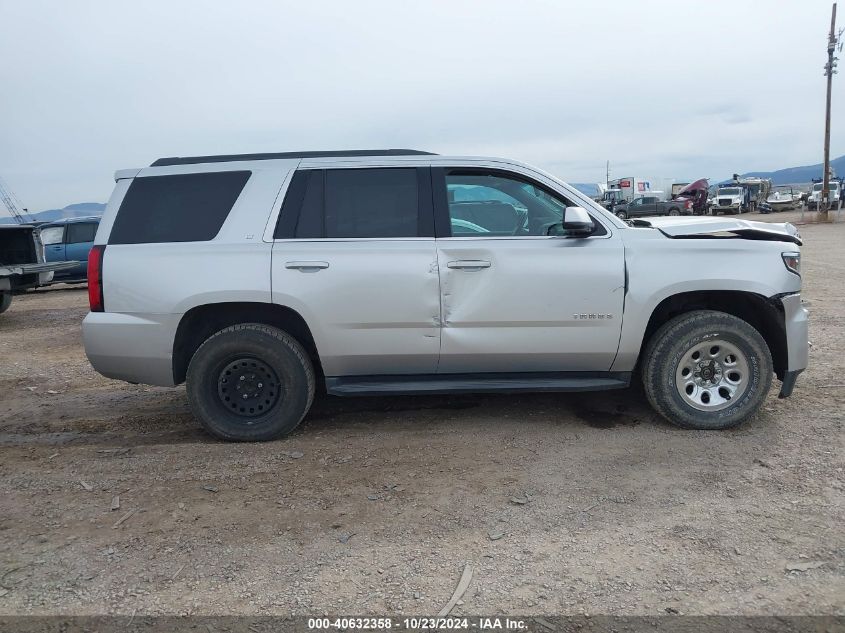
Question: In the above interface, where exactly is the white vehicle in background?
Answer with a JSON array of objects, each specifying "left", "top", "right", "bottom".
[
  {"left": 711, "top": 187, "right": 746, "bottom": 215},
  {"left": 807, "top": 181, "right": 842, "bottom": 210}
]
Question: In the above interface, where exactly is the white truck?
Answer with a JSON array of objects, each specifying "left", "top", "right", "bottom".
[
  {"left": 711, "top": 186, "right": 747, "bottom": 215},
  {"left": 807, "top": 181, "right": 842, "bottom": 210}
]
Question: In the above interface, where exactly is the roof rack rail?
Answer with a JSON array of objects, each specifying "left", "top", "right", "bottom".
[{"left": 151, "top": 149, "right": 436, "bottom": 167}]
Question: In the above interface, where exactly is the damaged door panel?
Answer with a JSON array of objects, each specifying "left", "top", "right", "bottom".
[{"left": 437, "top": 237, "right": 625, "bottom": 372}]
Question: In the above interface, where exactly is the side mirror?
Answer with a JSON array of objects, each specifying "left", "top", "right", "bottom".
[{"left": 551, "top": 206, "right": 594, "bottom": 237}]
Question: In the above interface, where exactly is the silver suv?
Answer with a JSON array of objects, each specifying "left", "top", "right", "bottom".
[{"left": 82, "top": 150, "right": 808, "bottom": 441}]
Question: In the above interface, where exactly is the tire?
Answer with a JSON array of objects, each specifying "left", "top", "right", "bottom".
[
  {"left": 641, "top": 310, "right": 773, "bottom": 430},
  {"left": 0, "top": 292, "right": 11, "bottom": 314},
  {"left": 668, "top": 208, "right": 680, "bottom": 216},
  {"left": 615, "top": 210, "right": 628, "bottom": 219},
  {"left": 186, "top": 323, "right": 315, "bottom": 441}
]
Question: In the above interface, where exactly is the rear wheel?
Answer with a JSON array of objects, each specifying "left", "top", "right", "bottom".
[
  {"left": 186, "top": 323, "right": 315, "bottom": 441},
  {"left": 0, "top": 292, "right": 11, "bottom": 314},
  {"left": 668, "top": 208, "right": 680, "bottom": 216},
  {"left": 642, "top": 310, "right": 772, "bottom": 430},
  {"left": 615, "top": 210, "right": 628, "bottom": 219}
]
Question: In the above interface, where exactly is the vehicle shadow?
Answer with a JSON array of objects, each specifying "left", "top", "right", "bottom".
[{"left": 0, "top": 386, "right": 663, "bottom": 448}]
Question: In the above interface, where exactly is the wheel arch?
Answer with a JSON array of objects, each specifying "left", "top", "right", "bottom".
[
  {"left": 638, "top": 290, "right": 787, "bottom": 379},
  {"left": 172, "top": 302, "right": 323, "bottom": 386}
]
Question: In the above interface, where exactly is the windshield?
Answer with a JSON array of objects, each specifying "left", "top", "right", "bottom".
[
  {"left": 813, "top": 184, "right": 823, "bottom": 191},
  {"left": 718, "top": 188, "right": 741, "bottom": 196},
  {"left": 831, "top": 182, "right": 840, "bottom": 191}
]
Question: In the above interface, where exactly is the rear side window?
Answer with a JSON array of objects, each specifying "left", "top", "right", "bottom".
[
  {"left": 109, "top": 171, "right": 250, "bottom": 245},
  {"left": 66, "top": 222, "right": 97, "bottom": 244},
  {"left": 275, "top": 167, "right": 430, "bottom": 239}
]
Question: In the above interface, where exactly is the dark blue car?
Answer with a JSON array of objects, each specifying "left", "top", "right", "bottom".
[{"left": 40, "top": 217, "right": 100, "bottom": 283}]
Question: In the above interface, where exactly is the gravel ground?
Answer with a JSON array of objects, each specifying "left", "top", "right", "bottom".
[{"left": 0, "top": 209, "right": 842, "bottom": 616}]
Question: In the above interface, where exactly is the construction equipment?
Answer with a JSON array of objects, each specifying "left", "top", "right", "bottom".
[{"left": 0, "top": 177, "right": 33, "bottom": 224}]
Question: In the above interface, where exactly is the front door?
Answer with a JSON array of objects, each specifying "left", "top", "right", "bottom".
[
  {"left": 271, "top": 166, "right": 440, "bottom": 377},
  {"left": 434, "top": 168, "right": 625, "bottom": 373}
]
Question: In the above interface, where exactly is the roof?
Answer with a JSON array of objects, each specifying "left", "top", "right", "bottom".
[
  {"left": 39, "top": 216, "right": 101, "bottom": 226},
  {"left": 151, "top": 149, "right": 436, "bottom": 167}
]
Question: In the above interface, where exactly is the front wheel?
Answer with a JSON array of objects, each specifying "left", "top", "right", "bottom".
[
  {"left": 0, "top": 292, "right": 11, "bottom": 314},
  {"left": 615, "top": 210, "right": 628, "bottom": 219},
  {"left": 642, "top": 310, "right": 773, "bottom": 430},
  {"left": 186, "top": 323, "right": 315, "bottom": 441}
]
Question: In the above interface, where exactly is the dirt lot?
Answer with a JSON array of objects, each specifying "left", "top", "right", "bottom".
[{"left": 0, "top": 209, "right": 843, "bottom": 617}]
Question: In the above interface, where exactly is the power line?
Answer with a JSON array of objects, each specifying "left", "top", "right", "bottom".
[{"left": 821, "top": 2, "right": 842, "bottom": 217}]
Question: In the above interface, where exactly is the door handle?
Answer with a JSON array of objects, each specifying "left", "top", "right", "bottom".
[
  {"left": 447, "top": 260, "right": 491, "bottom": 270},
  {"left": 285, "top": 261, "right": 329, "bottom": 271}
]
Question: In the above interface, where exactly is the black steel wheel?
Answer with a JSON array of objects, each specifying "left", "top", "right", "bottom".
[{"left": 187, "top": 324, "right": 315, "bottom": 441}]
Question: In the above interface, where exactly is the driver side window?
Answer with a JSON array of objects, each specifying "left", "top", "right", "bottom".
[{"left": 445, "top": 171, "right": 570, "bottom": 237}]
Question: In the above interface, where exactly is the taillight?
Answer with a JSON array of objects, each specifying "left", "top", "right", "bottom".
[{"left": 87, "top": 245, "right": 105, "bottom": 312}]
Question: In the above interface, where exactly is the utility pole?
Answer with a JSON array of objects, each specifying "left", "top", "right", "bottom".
[{"left": 821, "top": 2, "right": 842, "bottom": 218}]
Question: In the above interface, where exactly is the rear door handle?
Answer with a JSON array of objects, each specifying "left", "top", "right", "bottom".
[
  {"left": 285, "top": 261, "right": 329, "bottom": 271},
  {"left": 447, "top": 260, "right": 491, "bottom": 270}
]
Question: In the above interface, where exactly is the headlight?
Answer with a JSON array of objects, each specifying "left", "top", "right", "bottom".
[{"left": 782, "top": 251, "right": 800, "bottom": 276}]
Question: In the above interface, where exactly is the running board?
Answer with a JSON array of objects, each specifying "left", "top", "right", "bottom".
[{"left": 325, "top": 372, "right": 631, "bottom": 397}]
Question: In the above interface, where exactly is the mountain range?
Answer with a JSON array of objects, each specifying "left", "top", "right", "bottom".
[
  {"left": 0, "top": 202, "right": 105, "bottom": 225},
  {"left": 737, "top": 154, "right": 844, "bottom": 185}
]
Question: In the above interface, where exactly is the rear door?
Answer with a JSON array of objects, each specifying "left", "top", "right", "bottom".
[
  {"left": 434, "top": 167, "right": 625, "bottom": 373},
  {"left": 65, "top": 222, "right": 98, "bottom": 276},
  {"left": 271, "top": 167, "right": 440, "bottom": 377}
]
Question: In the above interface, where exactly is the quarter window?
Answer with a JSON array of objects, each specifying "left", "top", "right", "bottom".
[{"left": 110, "top": 171, "right": 251, "bottom": 245}]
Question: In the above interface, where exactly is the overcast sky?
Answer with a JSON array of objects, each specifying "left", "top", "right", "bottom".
[{"left": 1, "top": 0, "right": 842, "bottom": 212}]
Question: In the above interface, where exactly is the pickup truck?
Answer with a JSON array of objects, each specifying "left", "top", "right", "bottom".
[
  {"left": 0, "top": 224, "right": 77, "bottom": 315},
  {"left": 82, "top": 149, "right": 807, "bottom": 441},
  {"left": 611, "top": 195, "right": 692, "bottom": 219}
]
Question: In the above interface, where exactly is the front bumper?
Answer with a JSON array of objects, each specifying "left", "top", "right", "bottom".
[{"left": 777, "top": 293, "right": 808, "bottom": 397}]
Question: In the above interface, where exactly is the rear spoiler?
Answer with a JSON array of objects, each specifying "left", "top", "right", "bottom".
[{"left": 114, "top": 168, "right": 142, "bottom": 182}]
